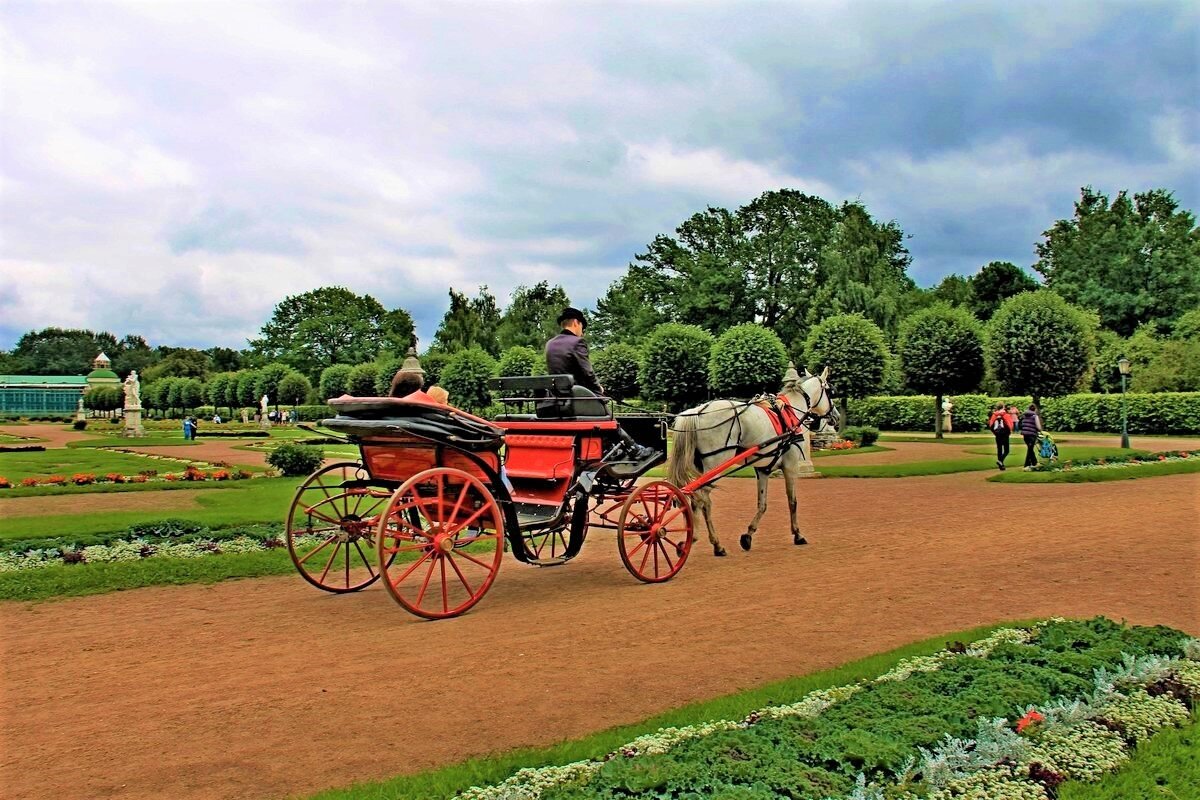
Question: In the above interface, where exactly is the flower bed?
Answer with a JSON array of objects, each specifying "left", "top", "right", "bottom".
[
  {"left": 0, "top": 467, "right": 253, "bottom": 489},
  {"left": 1031, "top": 449, "right": 1197, "bottom": 473},
  {"left": 455, "top": 618, "right": 1197, "bottom": 799}
]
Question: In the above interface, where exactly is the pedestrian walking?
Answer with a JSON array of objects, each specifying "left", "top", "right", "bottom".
[
  {"left": 987, "top": 402, "right": 1012, "bottom": 470},
  {"left": 1019, "top": 403, "right": 1043, "bottom": 470}
]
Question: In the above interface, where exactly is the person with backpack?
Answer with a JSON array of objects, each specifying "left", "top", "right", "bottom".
[
  {"left": 987, "top": 402, "right": 1012, "bottom": 470},
  {"left": 1019, "top": 403, "right": 1044, "bottom": 470}
]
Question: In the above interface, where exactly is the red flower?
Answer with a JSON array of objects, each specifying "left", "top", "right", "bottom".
[{"left": 1016, "top": 709, "right": 1044, "bottom": 733}]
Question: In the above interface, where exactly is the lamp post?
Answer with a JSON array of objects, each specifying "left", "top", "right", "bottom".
[{"left": 1118, "top": 357, "right": 1131, "bottom": 449}]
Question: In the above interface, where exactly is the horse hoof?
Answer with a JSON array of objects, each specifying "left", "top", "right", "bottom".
[
  {"left": 794, "top": 535, "right": 807, "bottom": 545},
  {"left": 739, "top": 534, "right": 752, "bottom": 551},
  {"left": 714, "top": 545, "right": 726, "bottom": 557}
]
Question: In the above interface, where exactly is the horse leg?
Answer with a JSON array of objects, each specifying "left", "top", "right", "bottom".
[
  {"left": 783, "top": 460, "right": 806, "bottom": 545},
  {"left": 740, "top": 468, "right": 770, "bottom": 551},
  {"left": 694, "top": 490, "right": 725, "bottom": 557}
]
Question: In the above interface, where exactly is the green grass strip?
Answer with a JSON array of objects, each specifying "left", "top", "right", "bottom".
[
  {"left": 303, "top": 621, "right": 1027, "bottom": 800},
  {"left": 0, "top": 478, "right": 300, "bottom": 541},
  {"left": 1059, "top": 716, "right": 1199, "bottom": 800},
  {"left": 0, "top": 449, "right": 191, "bottom": 481},
  {"left": 66, "top": 436, "right": 201, "bottom": 448},
  {"left": 0, "top": 549, "right": 297, "bottom": 601},
  {"left": 989, "top": 458, "right": 1200, "bottom": 483},
  {"left": 0, "top": 480, "right": 247, "bottom": 499},
  {"left": 817, "top": 458, "right": 996, "bottom": 478}
]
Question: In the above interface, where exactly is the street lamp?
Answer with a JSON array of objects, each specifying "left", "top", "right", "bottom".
[{"left": 1118, "top": 357, "right": 1131, "bottom": 449}]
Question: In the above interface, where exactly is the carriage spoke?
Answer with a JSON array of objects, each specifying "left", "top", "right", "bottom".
[
  {"left": 414, "top": 556, "right": 438, "bottom": 606},
  {"left": 317, "top": 542, "right": 341, "bottom": 585},
  {"left": 295, "top": 533, "right": 338, "bottom": 565},
  {"left": 391, "top": 548, "right": 434, "bottom": 584},
  {"left": 455, "top": 546, "right": 497, "bottom": 572},
  {"left": 353, "top": 540, "right": 377, "bottom": 578},
  {"left": 655, "top": 539, "right": 674, "bottom": 573},
  {"left": 447, "top": 554, "right": 475, "bottom": 596},
  {"left": 617, "top": 481, "right": 693, "bottom": 584},
  {"left": 440, "top": 557, "right": 449, "bottom": 613}
]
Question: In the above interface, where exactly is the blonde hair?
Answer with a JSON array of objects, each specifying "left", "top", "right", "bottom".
[{"left": 427, "top": 385, "right": 449, "bottom": 404}]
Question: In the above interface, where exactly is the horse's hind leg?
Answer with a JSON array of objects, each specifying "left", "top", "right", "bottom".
[
  {"left": 784, "top": 463, "right": 806, "bottom": 545},
  {"left": 694, "top": 490, "right": 725, "bottom": 557},
  {"left": 739, "top": 469, "right": 770, "bottom": 551}
]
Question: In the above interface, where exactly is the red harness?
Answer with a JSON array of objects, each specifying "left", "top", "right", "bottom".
[{"left": 759, "top": 395, "right": 804, "bottom": 436}]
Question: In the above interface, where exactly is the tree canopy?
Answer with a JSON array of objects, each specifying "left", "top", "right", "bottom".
[
  {"left": 496, "top": 282, "right": 570, "bottom": 351},
  {"left": 1035, "top": 187, "right": 1200, "bottom": 336},
  {"left": 985, "top": 291, "right": 1097, "bottom": 402},
  {"left": 250, "top": 286, "right": 413, "bottom": 380},
  {"left": 432, "top": 287, "right": 501, "bottom": 355}
]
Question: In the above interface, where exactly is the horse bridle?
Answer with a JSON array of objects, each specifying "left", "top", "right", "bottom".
[{"left": 792, "top": 378, "right": 837, "bottom": 431}]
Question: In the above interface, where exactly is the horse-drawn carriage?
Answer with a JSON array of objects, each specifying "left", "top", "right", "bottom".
[{"left": 285, "top": 369, "right": 838, "bottom": 619}]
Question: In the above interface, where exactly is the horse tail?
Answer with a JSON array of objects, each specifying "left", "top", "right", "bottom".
[{"left": 668, "top": 412, "right": 701, "bottom": 489}]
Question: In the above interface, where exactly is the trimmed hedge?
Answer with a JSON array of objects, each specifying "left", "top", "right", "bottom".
[{"left": 849, "top": 392, "right": 1200, "bottom": 435}]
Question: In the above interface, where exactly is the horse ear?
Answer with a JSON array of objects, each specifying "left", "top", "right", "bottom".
[
  {"left": 803, "top": 367, "right": 813, "bottom": 377},
  {"left": 820, "top": 366, "right": 830, "bottom": 381}
]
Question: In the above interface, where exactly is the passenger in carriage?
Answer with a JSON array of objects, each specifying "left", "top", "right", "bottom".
[{"left": 546, "top": 307, "right": 656, "bottom": 462}]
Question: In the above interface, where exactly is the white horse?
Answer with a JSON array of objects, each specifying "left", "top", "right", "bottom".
[{"left": 666, "top": 368, "right": 839, "bottom": 556}]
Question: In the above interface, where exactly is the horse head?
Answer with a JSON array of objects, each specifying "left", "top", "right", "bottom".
[{"left": 782, "top": 367, "right": 839, "bottom": 431}]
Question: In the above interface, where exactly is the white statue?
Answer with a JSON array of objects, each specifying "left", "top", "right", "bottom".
[
  {"left": 942, "top": 396, "right": 955, "bottom": 433},
  {"left": 124, "top": 370, "right": 141, "bottom": 409}
]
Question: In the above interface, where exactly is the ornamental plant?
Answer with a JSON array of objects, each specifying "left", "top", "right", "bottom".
[
  {"left": 897, "top": 303, "right": 985, "bottom": 438},
  {"left": 640, "top": 323, "right": 713, "bottom": 411},
  {"left": 985, "top": 291, "right": 1097, "bottom": 405},
  {"left": 592, "top": 343, "right": 642, "bottom": 400},
  {"left": 709, "top": 323, "right": 789, "bottom": 399},
  {"left": 440, "top": 347, "right": 499, "bottom": 411},
  {"left": 71, "top": 473, "right": 96, "bottom": 485},
  {"left": 266, "top": 443, "right": 325, "bottom": 477},
  {"left": 0, "top": 476, "right": 10, "bottom": 489}
]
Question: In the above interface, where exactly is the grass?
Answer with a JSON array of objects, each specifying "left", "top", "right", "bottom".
[
  {"left": 0, "top": 477, "right": 301, "bottom": 541},
  {"left": 966, "top": 444, "right": 1149, "bottom": 462},
  {"left": 66, "top": 436, "right": 200, "bottom": 448},
  {"left": 643, "top": 444, "right": 892, "bottom": 479},
  {"left": 0, "top": 549, "right": 297, "bottom": 601},
  {"left": 989, "top": 458, "right": 1200, "bottom": 483},
  {"left": 304, "top": 620, "right": 1027, "bottom": 800},
  {"left": 1059, "top": 715, "right": 1199, "bottom": 800},
  {"left": 0, "top": 449, "right": 191, "bottom": 481},
  {"left": 817, "top": 458, "right": 996, "bottom": 478},
  {"left": 879, "top": 434, "right": 998, "bottom": 444},
  {"left": 0, "top": 480, "right": 246, "bottom": 499}
]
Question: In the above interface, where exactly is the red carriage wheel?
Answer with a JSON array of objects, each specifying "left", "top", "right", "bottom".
[
  {"left": 286, "top": 462, "right": 395, "bottom": 593},
  {"left": 617, "top": 480, "right": 694, "bottom": 583},
  {"left": 376, "top": 467, "right": 504, "bottom": 619}
]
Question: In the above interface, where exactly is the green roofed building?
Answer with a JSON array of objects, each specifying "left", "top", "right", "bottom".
[{"left": 1, "top": 353, "right": 121, "bottom": 414}]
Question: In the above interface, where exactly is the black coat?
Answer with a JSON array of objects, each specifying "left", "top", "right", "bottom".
[{"left": 545, "top": 330, "right": 602, "bottom": 393}]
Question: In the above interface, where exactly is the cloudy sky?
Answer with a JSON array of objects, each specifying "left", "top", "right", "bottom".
[{"left": 1, "top": 1, "right": 1197, "bottom": 352}]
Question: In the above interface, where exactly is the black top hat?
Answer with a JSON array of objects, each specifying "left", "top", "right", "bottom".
[{"left": 556, "top": 307, "right": 587, "bottom": 327}]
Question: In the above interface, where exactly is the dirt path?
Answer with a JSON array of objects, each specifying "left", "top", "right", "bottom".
[
  {"left": 0, "top": 422, "right": 93, "bottom": 448},
  {"left": 2, "top": 471, "right": 1197, "bottom": 800}
]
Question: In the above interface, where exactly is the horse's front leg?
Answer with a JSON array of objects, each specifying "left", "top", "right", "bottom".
[
  {"left": 739, "top": 468, "right": 771, "bottom": 551},
  {"left": 693, "top": 490, "right": 725, "bottom": 557},
  {"left": 783, "top": 460, "right": 806, "bottom": 545}
]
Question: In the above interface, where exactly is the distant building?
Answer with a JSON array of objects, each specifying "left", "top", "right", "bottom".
[{"left": 0, "top": 353, "right": 121, "bottom": 414}]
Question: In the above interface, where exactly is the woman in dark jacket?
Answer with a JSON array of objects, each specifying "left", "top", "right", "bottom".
[{"left": 1019, "top": 404, "right": 1043, "bottom": 469}]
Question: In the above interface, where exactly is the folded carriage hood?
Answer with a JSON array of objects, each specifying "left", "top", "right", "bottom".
[{"left": 323, "top": 393, "right": 504, "bottom": 450}]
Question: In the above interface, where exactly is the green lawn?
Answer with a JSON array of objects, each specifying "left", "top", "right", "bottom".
[
  {"left": 0, "top": 449, "right": 192, "bottom": 481},
  {"left": 989, "top": 458, "right": 1200, "bottom": 483},
  {"left": 817, "top": 458, "right": 997, "bottom": 478},
  {"left": 0, "top": 549, "right": 297, "bottom": 601},
  {"left": 0, "top": 477, "right": 302, "bottom": 541},
  {"left": 66, "top": 436, "right": 200, "bottom": 448}
]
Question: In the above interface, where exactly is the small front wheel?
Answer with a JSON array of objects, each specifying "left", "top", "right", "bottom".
[
  {"left": 376, "top": 467, "right": 504, "bottom": 619},
  {"left": 617, "top": 481, "right": 693, "bottom": 583}
]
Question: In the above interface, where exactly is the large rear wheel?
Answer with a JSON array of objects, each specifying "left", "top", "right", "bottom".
[
  {"left": 617, "top": 481, "right": 693, "bottom": 583},
  {"left": 286, "top": 462, "right": 394, "bottom": 593},
  {"left": 377, "top": 467, "right": 504, "bottom": 619}
]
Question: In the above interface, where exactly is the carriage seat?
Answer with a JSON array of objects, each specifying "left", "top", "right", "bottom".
[{"left": 489, "top": 374, "right": 611, "bottom": 420}]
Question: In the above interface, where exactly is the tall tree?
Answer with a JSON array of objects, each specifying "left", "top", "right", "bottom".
[
  {"left": 931, "top": 274, "right": 974, "bottom": 309},
  {"left": 803, "top": 313, "right": 889, "bottom": 424},
  {"left": 985, "top": 291, "right": 1096, "bottom": 405},
  {"left": 896, "top": 305, "right": 985, "bottom": 438},
  {"left": 432, "top": 287, "right": 500, "bottom": 355},
  {"left": 1035, "top": 187, "right": 1200, "bottom": 336},
  {"left": 970, "top": 261, "right": 1038, "bottom": 320},
  {"left": 9, "top": 328, "right": 119, "bottom": 374},
  {"left": 142, "top": 348, "right": 211, "bottom": 382},
  {"left": 590, "top": 264, "right": 670, "bottom": 347},
  {"left": 496, "top": 282, "right": 570, "bottom": 350},
  {"left": 251, "top": 286, "right": 404, "bottom": 379}
]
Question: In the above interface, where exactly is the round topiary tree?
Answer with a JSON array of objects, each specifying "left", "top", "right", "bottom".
[
  {"left": 640, "top": 323, "right": 712, "bottom": 411},
  {"left": 254, "top": 363, "right": 293, "bottom": 411},
  {"left": 803, "top": 313, "right": 889, "bottom": 425},
  {"left": 497, "top": 346, "right": 538, "bottom": 378},
  {"left": 83, "top": 385, "right": 122, "bottom": 416},
  {"left": 420, "top": 350, "right": 451, "bottom": 390},
  {"left": 346, "top": 363, "right": 380, "bottom": 396},
  {"left": 179, "top": 378, "right": 205, "bottom": 412},
  {"left": 319, "top": 363, "right": 353, "bottom": 400},
  {"left": 592, "top": 343, "right": 642, "bottom": 401},
  {"left": 439, "top": 347, "right": 498, "bottom": 412},
  {"left": 277, "top": 371, "right": 312, "bottom": 408},
  {"left": 236, "top": 370, "right": 261, "bottom": 409},
  {"left": 897, "top": 304, "right": 985, "bottom": 437},
  {"left": 709, "top": 323, "right": 788, "bottom": 399},
  {"left": 985, "top": 290, "right": 1096, "bottom": 406}
]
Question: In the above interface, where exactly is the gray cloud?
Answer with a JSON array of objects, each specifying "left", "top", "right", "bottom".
[{"left": 1, "top": 1, "right": 1196, "bottom": 351}]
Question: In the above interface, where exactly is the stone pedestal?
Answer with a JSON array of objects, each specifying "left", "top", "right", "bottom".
[
  {"left": 75, "top": 398, "right": 86, "bottom": 423},
  {"left": 795, "top": 429, "right": 817, "bottom": 478},
  {"left": 122, "top": 406, "right": 146, "bottom": 437}
]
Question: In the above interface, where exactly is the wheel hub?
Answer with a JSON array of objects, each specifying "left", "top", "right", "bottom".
[{"left": 434, "top": 533, "right": 456, "bottom": 553}]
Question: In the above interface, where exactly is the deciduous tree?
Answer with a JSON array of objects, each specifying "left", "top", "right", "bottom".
[
  {"left": 970, "top": 261, "right": 1038, "bottom": 320},
  {"left": 984, "top": 291, "right": 1096, "bottom": 405},
  {"left": 1035, "top": 187, "right": 1200, "bottom": 336},
  {"left": 496, "top": 282, "right": 570, "bottom": 351},
  {"left": 896, "top": 305, "right": 985, "bottom": 437}
]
